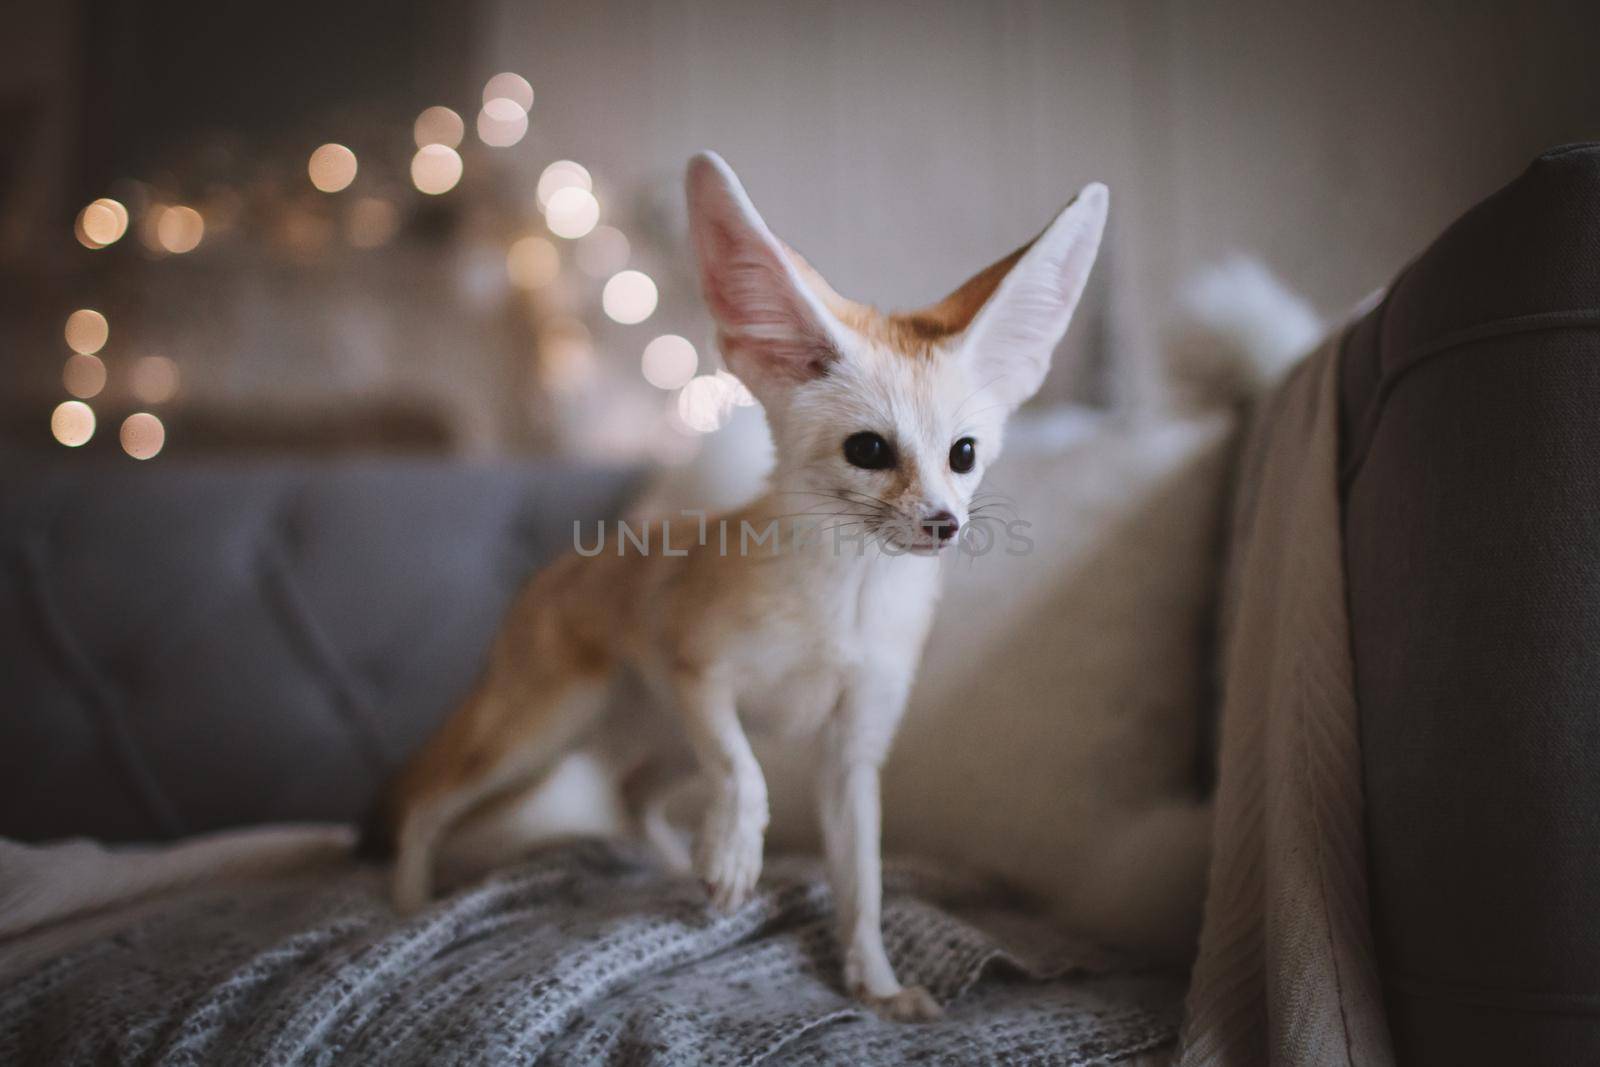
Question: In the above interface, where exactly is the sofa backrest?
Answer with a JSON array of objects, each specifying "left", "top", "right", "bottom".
[{"left": 0, "top": 459, "right": 644, "bottom": 843}]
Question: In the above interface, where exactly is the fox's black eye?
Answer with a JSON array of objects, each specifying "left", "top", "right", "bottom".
[
  {"left": 949, "top": 437, "right": 976, "bottom": 473},
  {"left": 843, "top": 431, "right": 894, "bottom": 470}
]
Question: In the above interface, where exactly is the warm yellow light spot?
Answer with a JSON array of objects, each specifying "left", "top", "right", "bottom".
[
  {"left": 413, "top": 106, "right": 464, "bottom": 149},
  {"left": 346, "top": 197, "right": 399, "bottom": 248},
  {"left": 74, "top": 213, "right": 100, "bottom": 250},
  {"left": 641, "top": 334, "right": 697, "bottom": 390},
  {"left": 482, "top": 72, "right": 534, "bottom": 112},
  {"left": 65, "top": 308, "right": 109, "bottom": 354},
  {"left": 602, "top": 269, "right": 657, "bottom": 324},
  {"left": 120, "top": 412, "right": 165, "bottom": 460},
  {"left": 104, "top": 198, "right": 132, "bottom": 231},
  {"left": 540, "top": 319, "right": 594, "bottom": 395},
  {"left": 130, "top": 355, "right": 181, "bottom": 404},
  {"left": 51, "top": 400, "right": 96, "bottom": 447},
  {"left": 308, "top": 143, "right": 358, "bottom": 193},
  {"left": 545, "top": 186, "right": 599, "bottom": 240},
  {"left": 677, "top": 374, "right": 735, "bottom": 433},
  {"left": 77, "top": 198, "right": 128, "bottom": 248},
  {"left": 157, "top": 205, "right": 205, "bottom": 253},
  {"left": 477, "top": 98, "right": 528, "bottom": 147},
  {"left": 576, "top": 226, "right": 629, "bottom": 278},
  {"left": 536, "top": 160, "right": 591, "bottom": 210},
  {"left": 506, "top": 235, "right": 559, "bottom": 288},
  {"left": 411, "top": 144, "right": 463, "bottom": 195},
  {"left": 63, "top": 353, "right": 107, "bottom": 398},
  {"left": 281, "top": 209, "right": 334, "bottom": 261}
]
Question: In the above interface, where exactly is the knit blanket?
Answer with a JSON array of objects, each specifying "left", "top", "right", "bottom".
[{"left": 0, "top": 829, "right": 1182, "bottom": 1065}]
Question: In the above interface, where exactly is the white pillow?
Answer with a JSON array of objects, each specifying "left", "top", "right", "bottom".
[
  {"left": 757, "top": 408, "right": 1231, "bottom": 960},
  {"left": 879, "top": 409, "right": 1232, "bottom": 959},
  {"left": 688, "top": 258, "right": 1314, "bottom": 961}
]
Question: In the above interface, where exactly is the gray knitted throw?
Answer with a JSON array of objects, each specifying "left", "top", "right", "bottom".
[{"left": 0, "top": 841, "right": 1181, "bottom": 1065}]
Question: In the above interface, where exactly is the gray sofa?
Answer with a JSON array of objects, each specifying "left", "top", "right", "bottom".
[
  {"left": 4, "top": 144, "right": 1598, "bottom": 1065},
  {"left": 0, "top": 460, "right": 1185, "bottom": 1064}
]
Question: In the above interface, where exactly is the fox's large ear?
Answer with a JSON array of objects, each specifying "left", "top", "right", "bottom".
[
  {"left": 686, "top": 152, "right": 843, "bottom": 403},
  {"left": 957, "top": 183, "right": 1108, "bottom": 411}
]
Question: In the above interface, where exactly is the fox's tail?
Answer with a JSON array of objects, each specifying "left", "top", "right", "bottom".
[{"left": 1167, "top": 256, "right": 1324, "bottom": 408}]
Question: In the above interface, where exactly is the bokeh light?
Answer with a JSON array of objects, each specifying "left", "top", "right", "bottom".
[
  {"left": 477, "top": 98, "right": 528, "bottom": 147},
  {"left": 282, "top": 209, "right": 334, "bottom": 260},
  {"left": 545, "top": 186, "right": 599, "bottom": 239},
  {"left": 200, "top": 187, "right": 243, "bottom": 236},
  {"left": 506, "top": 235, "right": 559, "bottom": 288},
  {"left": 130, "top": 355, "right": 181, "bottom": 404},
  {"left": 63, "top": 353, "right": 107, "bottom": 398},
  {"left": 576, "top": 226, "right": 630, "bottom": 278},
  {"left": 602, "top": 269, "right": 657, "bottom": 324},
  {"left": 345, "top": 197, "right": 400, "bottom": 248},
  {"left": 74, "top": 213, "right": 99, "bottom": 250},
  {"left": 540, "top": 319, "right": 594, "bottom": 395},
  {"left": 77, "top": 198, "right": 128, "bottom": 248},
  {"left": 51, "top": 401, "right": 96, "bottom": 447},
  {"left": 411, "top": 144, "right": 463, "bottom": 195},
  {"left": 482, "top": 72, "right": 534, "bottom": 112},
  {"left": 677, "top": 374, "right": 736, "bottom": 433},
  {"left": 641, "top": 334, "right": 697, "bottom": 390},
  {"left": 120, "top": 412, "right": 166, "bottom": 459},
  {"left": 308, "top": 143, "right": 358, "bottom": 193},
  {"left": 413, "top": 106, "right": 464, "bottom": 149},
  {"left": 138, "top": 204, "right": 167, "bottom": 252},
  {"left": 64, "top": 308, "right": 109, "bottom": 354},
  {"left": 156, "top": 205, "right": 205, "bottom": 253},
  {"left": 536, "top": 160, "right": 592, "bottom": 210}
]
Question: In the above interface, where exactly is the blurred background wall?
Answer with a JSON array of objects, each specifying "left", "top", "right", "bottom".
[{"left": 2, "top": 0, "right": 1596, "bottom": 463}]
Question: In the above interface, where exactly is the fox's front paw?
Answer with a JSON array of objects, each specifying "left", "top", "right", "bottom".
[
  {"left": 854, "top": 983, "right": 943, "bottom": 1022},
  {"left": 695, "top": 798, "right": 764, "bottom": 912},
  {"left": 845, "top": 950, "right": 942, "bottom": 1021}
]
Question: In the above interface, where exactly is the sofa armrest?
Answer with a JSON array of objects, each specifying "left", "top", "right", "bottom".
[{"left": 1342, "top": 144, "right": 1600, "bottom": 1065}]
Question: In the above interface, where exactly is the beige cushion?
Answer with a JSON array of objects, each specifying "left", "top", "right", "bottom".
[{"left": 882, "top": 409, "right": 1229, "bottom": 958}]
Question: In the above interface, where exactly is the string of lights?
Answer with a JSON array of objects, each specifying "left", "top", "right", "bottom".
[{"left": 50, "top": 71, "right": 754, "bottom": 460}]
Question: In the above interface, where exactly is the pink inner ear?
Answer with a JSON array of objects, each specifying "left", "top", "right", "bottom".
[{"left": 691, "top": 173, "right": 837, "bottom": 385}]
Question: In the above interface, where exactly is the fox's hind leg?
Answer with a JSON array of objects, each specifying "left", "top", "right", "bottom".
[
  {"left": 388, "top": 668, "right": 611, "bottom": 914},
  {"left": 435, "top": 741, "right": 641, "bottom": 889}
]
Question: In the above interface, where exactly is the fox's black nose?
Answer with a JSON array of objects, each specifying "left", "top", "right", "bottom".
[{"left": 922, "top": 511, "right": 960, "bottom": 542}]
